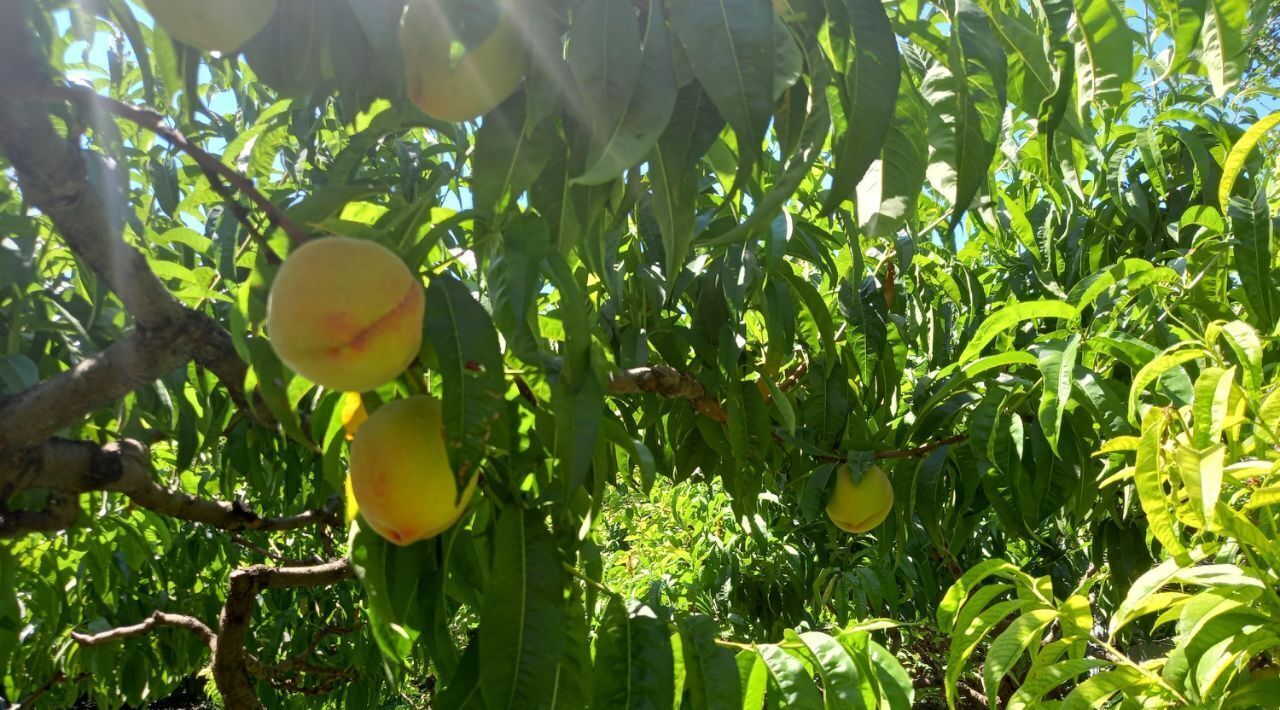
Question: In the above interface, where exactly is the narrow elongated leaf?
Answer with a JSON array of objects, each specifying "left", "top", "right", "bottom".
[
  {"left": 670, "top": 0, "right": 775, "bottom": 169},
  {"left": 1227, "top": 193, "right": 1276, "bottom": 330},
  {"left": 822, "top": 0, "right": 901, "bottom": 213},
  {"left": 1176, "top": 443, "right": 1226, "bottom": 529},
  {"left": 592, "top": 598, "right": 676, "bottom": 709},
  {"left": 1201, "top": 0, "right": 1248, "bottom": 95},
  {"left": 424, "top": 273, "right": 507, "bottom": 489},
  {"left": 1133, "top": 409, "right": 1189, "bottom": 563},
  {"left": 480, "top": 508, "right": 566, "bottom": 709},
  {"left": 1128, "top": 347, "right": 1210, "bottom": 423},
  {"left": 756, "top": 642, "right": 823, "bottom": 709},
  {"left": 1036, "top": 334, "right": 1081, "bottom": 455},
  {"left": 982, "top": 608, "right": 1059, "bottom": 702},
  {"left": 650, "top": 84, "right": 725, "bottom": 281},
  {"left": 796, "top": 631, "right": 870, "bottom": 709},
  {"left": 959, "top": 300, "right": 1079, "bottom": 364},
  {"left": 1220, "top": 111, "right": 1280, "bottom": 210},
  {"left": 922, "top": 0, "right": 1007, "bottom": 227},
  {"left": 573, "top": 1, "right": 677, "bottom": 185},
  {"left": 436, "top": 641, "right": 486, "bottom": 710},
  {"left": 678, "top": 616, "right": 742, "bottom": 710},
  {"left": 856, "top": 76, "right": 928, "bottom": 237},
  {"left": 1071, "top": 0, "right": 1132, "bottom": 111},
  {"left": 549, "top": 591, "right": 592, "bottom": 709}
]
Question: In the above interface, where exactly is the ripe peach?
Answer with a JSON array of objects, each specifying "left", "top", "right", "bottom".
[
  {"left": 266, "top": 237, "right": 424, "bottom": 393},
  {"left": 143, "top": 0, "right": 277, "bottom": 54},
  {"left": 400, "top": 0, "right": 529, "bottom": 122},
  {"left": 349, "top": 396, "right": 475, "bottom": 545},
  {"left": 826, "top": 464, "right": 894, "bottom": 533}
]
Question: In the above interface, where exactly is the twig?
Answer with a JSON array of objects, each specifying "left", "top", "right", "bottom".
[
  {"left": 874, "top": 434, "right": 969, "bottom": 460},
  {"left": 37, "top": 85, "right": 309, "bottom": 251},
  {"left": 12, "top": 671, "right": 92, "bottom": 709},
  {"left": 230, "top": 535, "right": 325, "bottom": 567}
]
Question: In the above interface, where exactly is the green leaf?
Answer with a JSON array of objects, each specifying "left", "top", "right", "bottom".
[
  {"left": 1071, "top": 0, "right": 1132, "bottom": 111},
  {"left": 795, "top": 631, "right": 871, "bottom": 710},
  {"left": 1059, "top": 668, "right": 1145, "bottom": 710},
  {"left": 1219, "top": 111, "right": 1280, "bottom": 211},
  {"left": 922, "top": 0, "right": 1008, "bottom": 227},
  {"left": 592, "top": 598, "right": 676, "bottom": 709},
  {"left": 1128, "top": 346, "right": 1210, "bottom": 424},
  {"left": 821, "top": 0, "right": 901, "bottom": 213},
  {"left": 856, "top": 76, "right": 929, "bottom": 237},
  {"left": 348, "top": 521, "right": 436, "bottom": 663},
  {"left": 678, "top": 616, "right": 742, "bottom": 710},
  {"left": 480, "top": 508, "right": 566, "bottom": 709},
  {"left": 1133, "top": 409, "right": 1190, "bottom": 564},
  {"left": 756, "top": 642, "right": 823, "bottom": 709},
  {"left": 550, "top": 591, "right": 592, "bottom": 709},
  {"left": 1036, "top": 334, "right": 1081, "bottom": 455},
  {"left": 424, "top": 273, "right": 507, "bottom": 489},
  {"left": 959, "top": 300, "right": 1080, "bottom": 364},
  {"left": 436, "top": 641, "right": 487, "bottom": 710},
  {"left": 650, "top": 84, "right": 725, "bottom": 281},
  {"left": 0, "top": 546, "right": 17, "bottom": 674},
  {"left": 571, "top": 0, "right": 677, "bottom": 185},
  {"left": 670, "top": 0, "right": 775, "bottom": 170},
  {"left": 1227, "top": 193, "right": 1276, "bottom": 330},
  {"left": 473, "top": 92, "right": 556, "bottom": 212},
  {"left": 1191, "top": 366, "right": 1235, "bottom": 449},
  {"left": 938, "top": 559, "right": 1033, "bottom": 631},
  {"left": 1200, "top": 0, "right": 1249, "bottom": 96},
  {"left": 1008, "top": 659, "right": 1112, "bottom": 708},
  {"left": 1176, "top": 443, "right": 1227, "bottom": 529},
  {"left": 982, "top": 608, "right": 1059, "bottom": 703}
]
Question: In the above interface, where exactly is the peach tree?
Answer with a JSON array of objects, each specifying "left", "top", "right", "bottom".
[{"left": 1, "top": 0, "right": 1278, "bottom": 707}]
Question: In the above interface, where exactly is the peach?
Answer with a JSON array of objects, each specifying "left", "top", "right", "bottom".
[
  {"left": 143, "top": 0, "right": 277, "bottom": 54},
  {"left": 826, "top": 464, "right": 894, "bottom": 533},
  {"left": 266, "top": 237, "right": 424, "bottom": 393},
  {"left": 400, "top": 0, "right": 529, "bottom": 122},
  {"left": 349, "top": 396, "right": 475, "bottom": 545}
]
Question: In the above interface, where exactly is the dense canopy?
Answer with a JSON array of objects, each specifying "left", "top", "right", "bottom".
[{"left": 1, "top": 0, "right": 1279, "bottom": 707}]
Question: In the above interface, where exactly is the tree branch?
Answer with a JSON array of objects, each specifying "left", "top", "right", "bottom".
[
  {"left": 38, "top": 85, "right": 310, "bottom": 250},
  {"left": 0, "top": 438, "right": 342, "bottom": 539},
  {"left": 69, "top": 560, "right": 354, "bottom": 708},
  {"left": 70, "top": 610, "right": 216, "bottom": 648},
  {"left": 607, "top": 366, "right": 728, "bottom": 423},
  {"left": 215, "top": 559, "right": 354, "bottom": 708},
  {"left": 0, "top": 5, "right": 262, "bottom": 438}
]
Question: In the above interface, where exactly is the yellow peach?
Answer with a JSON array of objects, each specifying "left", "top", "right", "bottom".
[
  {"left": 349, "top": 396, "right": 475, "bottom": 545},
  {"left": 266, "top": 237, "right": 424, "bottom": 392},
  {"left": 143, "top": 0, "right": 277, "bottom": 54},
  {"left": 400, "top": 0, "right": 529, "bottom": 122},
  {"left": 826, "top": 464, "right": 894, "bottom": 533}
]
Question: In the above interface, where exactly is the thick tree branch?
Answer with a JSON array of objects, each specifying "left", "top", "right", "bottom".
[
  {"left": 215, "top": 559, "right": 354, "bottom": 708},
  {"left": 0, "top": 438, "right": 342, "bottom": 539},
  {"left": 69, "top": 560, "right": 354, "bottom": 708},
  {"left": 608, "top": 366, "right": 729, "bottom": 423},
  {"left": 0, "top": 5, "right": 182, "bottom": 328},
  {"left": 0, "top": 5, "right": 261, "bottom": 438},
  {"left": 0, "top": 314, "right": 196, "bottom": 452}
]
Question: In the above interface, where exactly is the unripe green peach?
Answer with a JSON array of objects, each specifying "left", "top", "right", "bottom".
[
  {"left": 349, "top": 396, "right": 475, "bottom": 545},
  {"left": 400, "top": 0, "right": 528, "bottom": 122},
  {"left": 826, "top": 464, "right": 894, "bottom": 533},
  {"left": 266, "top": 237, "right": 424, "bottom": 393},
  {"left": 143, "top": 0, "right": 276, "bottom": 53}
]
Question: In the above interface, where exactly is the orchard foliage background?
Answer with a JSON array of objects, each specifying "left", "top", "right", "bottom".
[{"left": 2, "top": 0, "right": 1280, "bottom": 707}]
